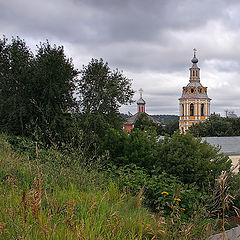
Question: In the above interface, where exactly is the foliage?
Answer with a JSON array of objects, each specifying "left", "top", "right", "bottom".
[
  {"left": 145, "top": 172, "right": 205, "bottom": 217},
  {"left": 164, "top": 119, "right": 179, "bottom": 135},
  {"left": 0, "top": 134, "right": 219, "bottom": 240},
  {"left": 102, "top": 128, "right": 159, "bottom": 169},
  {"left": 156, "top": 124, "right": 165, "bottom": 135},
  {"left": 0, "top": 37, "right": 79, "bottom": 146},
  {"left": 152, "top": 114, "right": 179, "bottom": 125},
  {"left": 30, "top": 41, "right": 78, "bottom": 145},
  {"left": 110, "top": 164, "right": 209, "bottom": 219},
  {"left": 133, "top": 113, "right": 175, "bottom": 135},
  {"left": 0, "top": 136, "right": 161, "bottom": 240},
  {"left": 0, "top": 36, "right": 33, "bottom": 136},
  {"left": 78, "top": 58, "right": 134, "bottom": 154},
  {"left": 102, "top": 129, "right": 231, "bottom": 189},
  {"left": 156, "top": 132, "right": 232, "bottom": 188},
  {"left": 78, "top": 58, "right": 134, "bottom": 116},
  {"left": 134, "top": 112, "right": 157, "bottom": 130},
  {"left": 189, "top": 114, "right": 240, "bottom": 137},
  {"left": 228, "top": 172, "right": 240, "bottom": 212}
]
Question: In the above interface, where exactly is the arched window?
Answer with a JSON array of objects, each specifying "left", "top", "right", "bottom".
[
  {"left": 182, "top": 104, "right": 184, "bottom": 116},
  {"left": 190, "top": 103, "right": 194, "bottom": 116},
  {"left": 193, "top": 70, "right": 195, "bottom": 77},
  {"left": 201, "top": 104, "right": 204, "bottom": 116}
]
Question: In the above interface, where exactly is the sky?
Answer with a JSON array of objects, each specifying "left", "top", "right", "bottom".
[{"left": 1, "top": 0, "right": 240, "bottom": 116}]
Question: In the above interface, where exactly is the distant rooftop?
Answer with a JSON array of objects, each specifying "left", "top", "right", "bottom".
[
  {"left": 202, "top": 136, "right": 240, "bottom": 155},
  {"left": 124, "top": 112, "right": 160, "bottom": 125}
]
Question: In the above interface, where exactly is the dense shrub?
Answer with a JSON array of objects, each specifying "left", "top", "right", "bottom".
[
  {"left": 102, "top": 129, "right": 231, "bottom": 189},
  {"left": 111, "top": 164, "right": 209, "bottom": 217}
]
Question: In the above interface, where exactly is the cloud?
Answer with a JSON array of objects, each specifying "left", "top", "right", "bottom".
[{"left": 1, "top": 0, "right": 240, "bottom": 115}]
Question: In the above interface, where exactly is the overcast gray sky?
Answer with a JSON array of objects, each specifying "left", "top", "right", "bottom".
[{"left": 1, "top": 0, "right": 240, "bottom": 116}]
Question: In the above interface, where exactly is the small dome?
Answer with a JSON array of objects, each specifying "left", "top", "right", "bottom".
[{"left": 191, "top": 57, "right": 198, "bottom": 63}]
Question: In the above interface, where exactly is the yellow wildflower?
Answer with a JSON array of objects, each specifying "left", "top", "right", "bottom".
[
  {"left": 161, "top": 191, "right": 169, "bottom": 195},
  {"left": 180, "top": 208, "right": 185, "bottom": 211},
  {"left": 174, "top": 198, "right": 181, "bottom": 202}
]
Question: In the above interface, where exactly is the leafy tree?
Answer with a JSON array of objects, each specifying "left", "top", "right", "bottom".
[
  {"left": 78, "top": 58, "right": 134, "bottom": 117},
  {"left": 103, "top": 128, "right": 231, "bottom": 188},
  {"left": 134, "top": 112, "right": 156, "bottom": 130},
  {"left": 78, "top": 58, "right": 134, "bottom": 154},
  {"left": 134, "top": 113, "right": 165, "bottom": 135},
  {"left": 189, "top": 115, "right": 236, "bottom": 137},
  {"left": 102, "top": 128, "right": 158, "bottom": 169},
  {"left": 0, "top": 37, "right": 33, "bottom": 136},
  {"left": 0, "top": 37, "right": 79, "bottom": 146},
  {"left": 156, "top": 124, "right": 165, "bottom": 136},
  {"left": 30, "top": 41, "right": 78, "bottom": 144}
]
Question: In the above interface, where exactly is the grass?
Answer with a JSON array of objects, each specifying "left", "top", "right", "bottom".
[{"left": 0, "top": 134, "right": 219, "bottom": 239}]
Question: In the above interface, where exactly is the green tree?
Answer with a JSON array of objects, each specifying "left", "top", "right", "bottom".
[
  {"left": 134, "top": 113, "right": 156, "bottom": 130},
  {"left": 30, "top": 42, "right": 78, "bottom": 145},
  {"left": 0, "top": 36, "right": 33, "bottom": 136},
  {"left": 0, "top": 37, "right": 79, "bottom": 146},
  {"left": 78, "top": 58, "right": 134, "bottom": 154},
  {"left": 164, "top": 119, "right": 179, "bottom": 135},
  {"left": 78, "top": 58, "right": 134, "bottom": 116},
  {"left": 189, "top": 115, "right": 235, "bottom": 137},
  {"left": 102, "top": 128, "right": 158, "bottom": 169}
]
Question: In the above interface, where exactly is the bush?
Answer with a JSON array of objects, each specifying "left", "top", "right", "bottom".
[
  {"left": 110, "top": 164, "right": 208, "bottom": 217},
  {"left": 156, "top": 132, "right": 231, "bottom": 188}
]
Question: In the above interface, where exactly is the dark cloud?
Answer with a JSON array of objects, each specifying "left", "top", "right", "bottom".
[{"left": 1, "top": 0, "right": 240, "bottom": 115}]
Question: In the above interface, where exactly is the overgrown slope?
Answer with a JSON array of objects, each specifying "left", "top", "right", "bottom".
[{"left": 0, "top": 135, "right": 218, "bottom": 239}]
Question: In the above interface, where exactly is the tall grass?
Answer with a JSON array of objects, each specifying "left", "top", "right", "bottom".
[{"left": 0, "top": 134, "right": 218, "bottom": 239}]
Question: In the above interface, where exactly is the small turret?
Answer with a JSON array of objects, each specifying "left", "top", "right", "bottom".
[{"left": 137, "top": 88, "right": 146, "bottom": 113}]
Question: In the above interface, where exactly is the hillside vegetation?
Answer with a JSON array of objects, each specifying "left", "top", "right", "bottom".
[{"left": 0, "top": 134, "right": 228, "bottom": 240}]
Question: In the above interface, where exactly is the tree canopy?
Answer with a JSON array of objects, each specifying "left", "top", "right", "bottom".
[
  {"left": 0, "top": 37, "right": 33, "bottom": 136},
  {"left": 189, "top": 114, "right": 240, "bottom": 137},
  {"left": 0, "top": 37, "right": 78, "bottom": 145},
  {"left": 78, "top": 58, "right": 134, "bottom": 116},
  {"left": 77, "top": 58, "right": 134, "bottom": 154}
]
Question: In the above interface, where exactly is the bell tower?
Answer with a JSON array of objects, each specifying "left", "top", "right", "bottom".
[
  {"left": 179, "top": 49, "right": 211, "bottom": 133},
  {"left": 137, "top": 88, "right": 146, "bottom": 113}
]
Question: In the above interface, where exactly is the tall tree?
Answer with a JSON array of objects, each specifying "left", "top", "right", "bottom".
[
  {"left": 78, "top": 58, "right": 134, "bottom": 116},
  {"left": 0, "top": 36, "right": 33, "bottom": 136},
  {"left": 0, "top": 38, "right": 79, "bottom": 145},
  {"left": 78, "top": 58, "right": 134, "bottom": 154},
  {"left": 30, "top": 42, "right": 78, "bottom": 144}
]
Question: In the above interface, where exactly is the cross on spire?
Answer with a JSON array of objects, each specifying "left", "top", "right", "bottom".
[
  {"left": 139, "top": 88, "right": 143, "bottom": 98},
  {"left": 193, "top": 48, "right": 197, "bottom": 58}
]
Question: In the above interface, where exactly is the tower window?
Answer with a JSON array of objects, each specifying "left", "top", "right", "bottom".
[
  {"left": 190, "top": 103, "right": 194, "bottom": 116},
  {"left": 190, "top": 88, "right": 194, "bottom": 93},
  {"left": 193, "top": 70, "right": 195, "bottom": 76},
  {"left": 182, "top": 104, "right": 184, "bottom": 116},
  {"left": 201, "top": 104, "right": 204, "bottom": 116}
]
